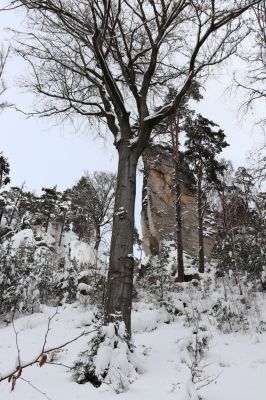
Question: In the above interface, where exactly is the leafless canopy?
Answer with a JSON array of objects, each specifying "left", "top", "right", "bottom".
[
  {"left": 1, "top": 0, "right": 263, "bottom": 337},
  {"left": 236, "top": 2, "right": 266, "bottom": 125},
  {"left": 3, "top": 0, "right": 261, "bottom": 155},
  {"left": 0, "top": 46, "right": 9, "bottom": 110}
]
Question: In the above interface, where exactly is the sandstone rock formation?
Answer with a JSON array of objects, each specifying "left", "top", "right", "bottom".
[{"left": 141, "top": 145, "right": 216, "bottom": 257}]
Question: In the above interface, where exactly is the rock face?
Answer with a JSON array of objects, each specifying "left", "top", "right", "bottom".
[{"left": 141, "top": 145, "right": 216, "bottom": 257}]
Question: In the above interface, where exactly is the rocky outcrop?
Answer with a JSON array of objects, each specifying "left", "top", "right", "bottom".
[{"left": 141, "top": 145, "right": 216, "bottom": 257}]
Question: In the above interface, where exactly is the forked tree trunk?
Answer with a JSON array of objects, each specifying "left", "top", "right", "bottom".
[{"left": 105, "top": 143, "right": 138, "bottom": 337}]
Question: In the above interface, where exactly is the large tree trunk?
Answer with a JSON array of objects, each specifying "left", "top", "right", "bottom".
[
  {"left": 197, "top": 165, "right": 205, "bottom": 274},
  {"left": 105, "top": 143, "right": 137, "bottom": 337}
]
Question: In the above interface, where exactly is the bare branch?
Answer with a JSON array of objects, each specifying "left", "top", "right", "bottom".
[{"left": 0, "top": 309, "right": 100, "bottom": 384}]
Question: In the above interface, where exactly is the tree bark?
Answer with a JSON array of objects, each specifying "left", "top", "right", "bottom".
[
  {"left": 0, "top": 211, "right": 3, "bottom": 225},
  {"left": 45, "top": 212, "right": 51, "bottom": 233},
  {"left": 175, "top": 161, "right": 185, "bottom": 282},
  {"left": 104, "top": 142, "right": 137, "bottom": 337},
  {"left": 197, "top": 163, "right": 205, "bottom": 274},
  {"left": 172, "top": 120, "right": 184, "bottom": 282},
  {"left": 59, "top": 211, "right": 66, "bottom": 247},
  {"left": 94, "top": 224, "right": 101, "bottom": 251}
]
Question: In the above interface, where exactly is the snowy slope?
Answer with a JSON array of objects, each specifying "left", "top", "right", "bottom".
[{"left": 1, "top": 299, "right": 266, "bottom": 400}]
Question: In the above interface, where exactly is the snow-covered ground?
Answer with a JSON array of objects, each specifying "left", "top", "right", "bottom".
[{"left": 1, "top": 298, "right": 266, "bottom": 400}]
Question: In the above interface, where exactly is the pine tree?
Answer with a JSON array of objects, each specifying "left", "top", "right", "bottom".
[
  {"left": 152, "top": 82, "right": 202, "bottom": 282},
  {"left": 0, "top": 152, "right": 10, "bottom": 189},
  {"left": 56, "top": 190, "right": 72, "bottom": 246},
  {"left": 185, "top": 114, "right": 229, "bottom": 273},
  {"left": 0, "top": 239, "right": 40, "bottom": 316},
  {"left": 54, "top": 256, "right": 78, "bottom": 303},
  {"left": 34, "top": 248, "right": 56, "bottom": 304},
  {"left": 40, "top": 186, "right": 59, "bottom": 233}
]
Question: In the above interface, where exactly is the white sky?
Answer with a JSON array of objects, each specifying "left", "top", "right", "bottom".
[{"left": 0, "top": 7, "right": 265, "bottom": 220}]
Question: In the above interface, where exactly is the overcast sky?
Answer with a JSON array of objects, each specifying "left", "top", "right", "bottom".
[{"left": 0, "top": 7, "right": 265, "bottom": 221}]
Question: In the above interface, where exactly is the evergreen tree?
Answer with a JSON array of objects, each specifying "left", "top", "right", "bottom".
[
  {"left": 40, "top": 186, "right": 59, "bottom": 233},
  {"left": 214, "top": 159, "right": 235, "bottom": 233},
  {"left": 152, "top": 82, "right": 202, "bottom": 282},
  {"left": 56, "top": 190, "right": 72, "bottom": 246},
  {"left": 214, "top": 163, "right": 266, "bottom": 288},
  {"left": 1, "top": 184, "right": 25, "bottom": 228},
  {"left": 54, "top": 256, "right": 78, "bottom": 303},
  {"left": 0, "top": 152, "right": 10, "bottom": 189},
  {"left": 0, "top": 239, "right": 40, "bottom": 315},
  {"left": 34, "top": 248, "right": 57, "bottom": 304},
  {"left": 185, "top": 114, "right": 229, "bottom": 273}
]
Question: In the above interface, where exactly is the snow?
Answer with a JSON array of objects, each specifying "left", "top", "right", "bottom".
[
  {"left": 69, "top": 238, "right": 97, "bottom": 265},
  {"left": 129, "top": 137, "right": 138, "bottom": 147},
  {"left": 92, "top": 322, "right": 139, "bottom": 392},
  {"left": 131, "top": 304, "right": 171, "bottom": 333},
  {"left": 78, "top": 283, "right": 91, "bottom": 293},
  {"left": 261, "top": 267, "right": 266, "bottom": 284},
  {"left": 1, "top": 296, "right": 266, "bottom": 399},
  {"left": 1, "top": 226, "right": 98, "bottom": 267},
  {"left": 115, "top": 207, "right": 127, "bottom": 217},
  {"left": 4, "top": 228, "right": 35, "bottom": 251},
  {"left": 143, "top": 101, "right": 173, "bottom": 122},
  {"left": 115, "top": 132, "right": 121, "bottom": 144}
]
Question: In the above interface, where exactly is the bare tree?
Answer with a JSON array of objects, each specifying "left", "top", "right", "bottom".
[
  {"left": 71, "top": 171, "right": 116, "bottom": 251},
  {"left": 3, "top": 0, "right": 261, "bottom": 336},
  {"left": 0, "top": 46, "right": 9, "bottom": 111},
  {"left": 235, "top": 2, "right": 266, "bottom": 125},
  {"left": 247, "top": 143, "right": 266, "bottom": 189}
]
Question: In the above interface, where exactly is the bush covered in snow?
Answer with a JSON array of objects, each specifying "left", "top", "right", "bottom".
[
  {"left": 135, "top": 244, "right": 176, "bottom": 308},
  {"left": 77, "top": 261, "right": 107, "bottom": 310},
  {"left": 73, "top": 320, "right": 140, "bottom": 392}
]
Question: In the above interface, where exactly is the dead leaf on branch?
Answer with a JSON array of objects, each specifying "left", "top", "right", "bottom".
[
  {"left": 11, "top": 376, "right": 16, "bottom": 391},
  {"left": 39, "top": 354, "right": 48, "bottom": 367}
]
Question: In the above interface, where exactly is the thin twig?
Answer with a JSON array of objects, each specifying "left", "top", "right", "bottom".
[
  {"left": 11, "top": 311, "right": 21, "bottom": 368},
  {"left": 41, "top": 307, "right": 59, "bottom": 354},
  {"left": 196, "top": 372, "right": 221, "bottom": 390},
  {"left": 20, "top": 377, "right": 53, "bottom": 400},
  {"left": 0, "top": 326, "right": 100, "bottom": 383}
]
